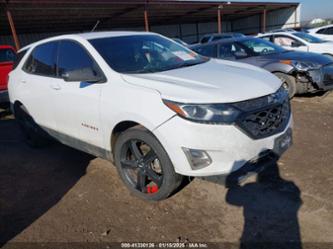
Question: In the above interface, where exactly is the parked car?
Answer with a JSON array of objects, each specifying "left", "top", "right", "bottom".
[
  {"left": 268, "top": 28, "right": 298, "bottom": 33},
  {"left": 9, "top": 32, "right": 292, "bottom": 201},
  {"left": 199, "top": 32, "right": 245, "bottom": 44},
  {"left": 172, "top": 38, "right": 188, "bottom": 47},
  {"left": 257, "top": 31, "right": 333, "bottom": 58},
  {"left": 191, "top": 37, "right": 333, "bottom": 98},
  {"left": 0, "top": 45, "right": 16, "bottom": 103},
  {"left": 308, "top": 24, "right": 333, "bottom": 42}
]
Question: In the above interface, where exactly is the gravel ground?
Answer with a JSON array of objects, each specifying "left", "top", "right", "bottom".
[{"left": 0, "top": 93, "right": 332, "bottom": 248}]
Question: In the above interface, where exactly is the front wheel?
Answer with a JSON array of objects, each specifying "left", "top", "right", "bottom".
[
  {"left": 114, "top": 126, "right": 183, "bottom": 201},
  {"left": 274, "top": 72, "right": 297, "bottom": 99}
]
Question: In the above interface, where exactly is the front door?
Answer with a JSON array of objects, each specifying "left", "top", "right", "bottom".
[{"left": 52, "top": 40, "right": 105, "bottom": 154}]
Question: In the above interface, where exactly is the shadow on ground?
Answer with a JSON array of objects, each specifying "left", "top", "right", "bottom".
[
  {"left": 203, "top": 159, "right": 303, "bottom": 249},
  {"left": 0, "top": 118, "right": 93, "bottom": 245}
]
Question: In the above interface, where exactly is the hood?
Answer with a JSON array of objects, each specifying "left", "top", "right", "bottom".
[
  {"left": 121, "top": 59, "right": 282, "bottom": 103},
  {"left": 263, "top": 50, "right": 333, "bottom": 65}
]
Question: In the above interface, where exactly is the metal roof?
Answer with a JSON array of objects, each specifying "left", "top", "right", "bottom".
[{"left": 0, "top": 0, "right": 299, "bottom": 35}]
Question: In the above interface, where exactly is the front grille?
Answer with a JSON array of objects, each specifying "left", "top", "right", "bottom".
[
  {"left": 323, "top": 64, "right": 333, "bottom": 86},
  {"left": 236, "top": 100, "right": 290, "bottom": 140}
]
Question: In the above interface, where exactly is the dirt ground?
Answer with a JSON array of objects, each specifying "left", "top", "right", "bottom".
[{"left": 0, "top": 93, "right": 332, "bottom": 248}]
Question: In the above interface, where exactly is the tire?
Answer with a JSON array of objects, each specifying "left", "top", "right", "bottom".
[
  {"left": 114, "top": 126, "right": 183, "bottom": 201},
  {"left": 274, "top": 72, "right": 297, "bottom": 99},
  {"left": 15, "top": 105, "right": 51, "bottom": 147}
]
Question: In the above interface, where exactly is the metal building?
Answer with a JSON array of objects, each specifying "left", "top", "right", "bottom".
[{"left": 0, "top": 0, "right": 301, "bottom": 50}]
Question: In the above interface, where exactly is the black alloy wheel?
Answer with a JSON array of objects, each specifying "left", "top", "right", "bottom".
[
  {"left": 120, "top": 139, "right": 163, "bottom": 194},
  {"left": 114, "top": 126, "right": 183, "bottom": 201}
]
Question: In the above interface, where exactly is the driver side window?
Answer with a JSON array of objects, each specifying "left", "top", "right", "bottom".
[
  {"left": 273, "top": 35, "right": 303, "bottom": 47},
  {"left": 57, "top": 40, "right": 98, "bottom": 77}
]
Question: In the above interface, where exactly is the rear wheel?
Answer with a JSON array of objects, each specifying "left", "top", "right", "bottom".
[
  {"left": 114, "top": 126, "right": 183, "bottom": 201},
  {"left": 274, "top": 72, "right": 297, "bottom": 99},
  {"left": 15, "top": 105, "right": 50, "bottom": 147}
]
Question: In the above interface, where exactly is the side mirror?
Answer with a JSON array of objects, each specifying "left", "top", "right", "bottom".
[
  {"left": 234, "top": 51, "right": 248, "bottom": 58},
  {"left": 62, "top": 67, "right": 104, "bottom": 83},
  {"left": 291, "top": 41, "right": 302, "bottom": 48}
]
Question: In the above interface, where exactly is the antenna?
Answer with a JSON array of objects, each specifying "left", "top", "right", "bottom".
[{"left": 91, "top": 20, "right": 100, "bottom": 32}]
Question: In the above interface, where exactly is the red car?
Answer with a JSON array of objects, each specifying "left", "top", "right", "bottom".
[{"left": 0, "top": 45, "right": 16, "bottom": 103}]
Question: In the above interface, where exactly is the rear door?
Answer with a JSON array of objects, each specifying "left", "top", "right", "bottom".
[
  {"left": 52, "top": 40, "right": 105, "bottom": 152},
  {"left": 20, "top": 41, "right": 59, "bottom": 130}
]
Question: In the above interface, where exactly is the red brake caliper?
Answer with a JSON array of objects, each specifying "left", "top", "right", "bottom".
[{"left": 147, "top": 185, "right": 159, "bottom": 194}]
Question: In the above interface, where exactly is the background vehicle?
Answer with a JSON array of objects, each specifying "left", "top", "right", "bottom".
[
  {"left": 257, "top": 31, "right": 333, "bottom": 59},
  {"left": 9, "top": 32, "right": 292, "bottom": 201},
  {"left": 308, "top": 24, "right": 333, "bottom": 42},
  {"left": 0, "top": 45, "right": 16, "bottom": 103},
  {"left": 268, "top": 28, "right": 309, "bottom": 33},
  {"left": 191, "top": 37, "right": 333, "bottom": 98},
  {"left": 199, "top": 32, "right": 245, "bottom": 44}
]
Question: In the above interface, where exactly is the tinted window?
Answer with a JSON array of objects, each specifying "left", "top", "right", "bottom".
[
  {"left": 261, "top": 36, "right": 272, "bottom": 42},
  {"left": 24, "top": 42, "right": 57, "bottom": 76},
  {"left": 0, "top": 48, "right": 17, "bottom": 63},
  {"left": 218, "top": 38, "right": 284, "bottom": 60},
  {"left": 218, "top": 43, "right": 241, "bottom": 60},
  {"left": 13, "top": 50, "right": 27, "bottom": 69},
  {"left": 213, "top": 35, "right": 232, "bottom": 41},
  {"left": 292, "top": 32, "right": 325, "bottom": 43},
  {"left": 317, "top": 28, "right": 327, "bottom": 34},
  {"left": 57, "top": 40, "right": 97, "bottom": 76},
  {"left": 193, "top": 45, "right": 217, "bottom": 58},
  {"left": 325, "top": 27, "right": 333, "bottom": 35},
  {"left": 200, "top": 36, "right": 210, "bottom": 43}
]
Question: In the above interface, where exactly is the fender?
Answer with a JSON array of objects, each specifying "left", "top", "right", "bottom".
[{"left": 264, "top": 62, "right": 295, "bottom": 75}]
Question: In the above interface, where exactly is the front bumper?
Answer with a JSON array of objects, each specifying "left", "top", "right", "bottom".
[
  {"left": 0, "top": 90, "right": 9, "bottom": 103},
  {"left": 154, "top": 115, "right": 293, "bottom": 177},
  {"left": 310, "top": 64, "right": 333, "bottom": 91}
]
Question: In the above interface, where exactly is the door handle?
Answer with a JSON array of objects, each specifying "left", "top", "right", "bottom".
[
  {"left": 51, "top": 83, "right": 61, "bottom": 90},
  {"left": 21, "top": 80, "right": 26, "bottom": 84}
]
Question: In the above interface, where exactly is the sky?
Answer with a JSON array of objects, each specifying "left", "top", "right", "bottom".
[{"left": 229, "top": 0, "right": 333, "bottom": 21}]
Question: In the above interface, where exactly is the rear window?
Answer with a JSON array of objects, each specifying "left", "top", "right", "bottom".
[
  {"left": 24, "top": 42, "right": 57, "bottom": 77},
  {"left": 200, "top": 36, "right": 210, "bottom": 43},
  {"left": 0, "top": 48, "right": 16, "bottom": 63}
]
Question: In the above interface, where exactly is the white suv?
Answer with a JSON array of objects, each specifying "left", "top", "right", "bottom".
[
  {"left": 9, "top": 32, "right": 293, "bottom": 201},
  {"left": 308, "top": 25, "right": 333, "bottom": 42},
  {"left": 258, "top": 31, "right": 333, "bottom": 58}
]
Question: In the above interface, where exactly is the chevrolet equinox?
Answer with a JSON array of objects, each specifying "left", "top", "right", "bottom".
[{"left": 8, "top": 32, "right": 293, "bottom": 201}]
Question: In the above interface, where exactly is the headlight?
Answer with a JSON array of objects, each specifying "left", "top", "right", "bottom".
[
  {"left": 163, "top": 86, "right": 288, "bottom": 124},
  {"left": 163, "top": 100, "right": 241, "bottom": 124},
  {"left": 280, "top": 60, "right": 321, "bottom": 71}
]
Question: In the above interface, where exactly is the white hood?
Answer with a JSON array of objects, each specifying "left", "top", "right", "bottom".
[{"left": 121, "top": 59, "right": 282, "bottom": 103}]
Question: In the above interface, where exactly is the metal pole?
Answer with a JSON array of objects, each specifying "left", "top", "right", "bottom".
[
  {"left": 262, "top": 8, "right": 267, "bottom": 33},
  {"left": 217, "top": 5, "right": 223, "bottom": 33},
  {"left": 294, "top": 6, "right": 298, "bottom": 28},
  {"left": 144, "top": 8, "right": 149, "bottom": 32},
  {"left": 6, "top": 9, "right": 20, "bottom": 50}
]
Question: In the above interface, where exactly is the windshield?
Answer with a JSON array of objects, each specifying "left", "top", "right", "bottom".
[
  {"left": 0, "top": 48, "right": 16, "bottom": 63},
  {"left": 89, "top": 35, "right": 208, "bottom": 74},
  {"left": 217, "top": 38, "right": 285, "bottom": 59},
  {"left": 292, "top": 32, "right": 325, "bottom": 43}
]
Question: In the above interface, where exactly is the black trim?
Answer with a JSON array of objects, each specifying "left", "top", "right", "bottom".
[{"left": 22, "top": 39, "right": 107, "bottom": 83}]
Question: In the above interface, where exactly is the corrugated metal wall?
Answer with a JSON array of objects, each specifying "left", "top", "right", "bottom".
[
  {"left": 267, "top": 5, "right": 300, "bottom": 31},
  {"left": 0, "top": 6, "right": 299, "bottom": 47}
]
